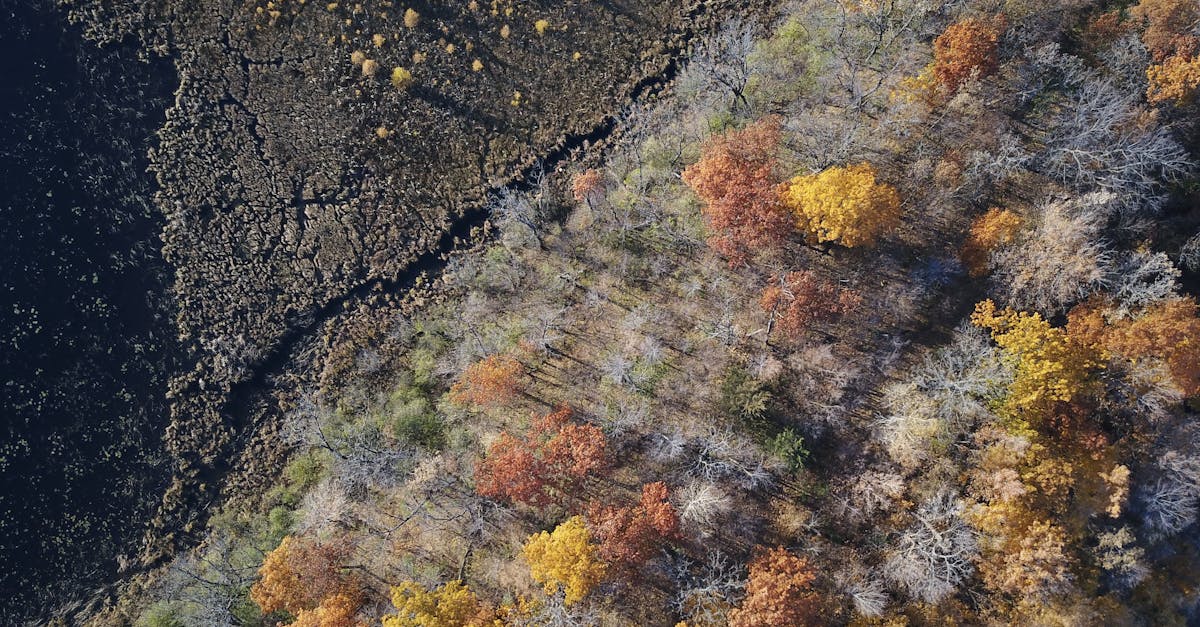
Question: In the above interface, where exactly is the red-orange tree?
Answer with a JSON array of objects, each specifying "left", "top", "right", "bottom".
[
  {"left": 251, "top": 535, "right": 359, "bottom": 617},
  {"left": 586, "top": 482, "right": 680, "bottom": 569},
  {"left": 931, "top": 17, "right": 1004, "bottom": 92},
  {"left": 450, "top": 354, "right": 524, "bottom": 407},
  {"left": 474, "top": 407, "right": 608, "bottom": 506},
  {"left": 760, "top": 271, "right": 861, "bottom": 341},
  {"left": 681, "top": 118, "right": 794, "bottom": 264},
  {"left": 729, "top": 547, "right": 821, "bottom": 627}
]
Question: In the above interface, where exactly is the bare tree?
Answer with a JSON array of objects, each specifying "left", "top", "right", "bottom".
[
  {"left": 676, "top": 481, "right": 734, "bottom": 530},
  {"left": 1107, "top": 249, "right": 1181, "bottom": 319},
  {"left": 684, "top": 18, "right": 758, "bottom": 113},
  {"left": 672, "top": 551, "right": 747, "bottom": 627},
  {"left": 1026, "top": 45, "right": 1192, "bottom": 214},
  {"left": 992, "top": 193, "right": 1114, "bottom": 314},
  {"left": 884, "top": 491, "right": 978, "bottom": 603}
]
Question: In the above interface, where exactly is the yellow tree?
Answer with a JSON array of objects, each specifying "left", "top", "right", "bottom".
[
  {"left": 522, "top": 516, "right": 607, "bottom": 605},
  {"left": 383, "top": 580, "right": 496, "bottom": 627},
  {"left": 971, "top": 300, "right": 1103, "bottom": 418},
  {"left": 780, "top": 163, "right": 901, "bottom": 248},
  {"left": 1147, "top": 53, "right": 1200, "bottom": 104}
]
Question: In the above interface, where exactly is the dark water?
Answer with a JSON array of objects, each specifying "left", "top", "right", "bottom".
[{"left": 0, "top": 0, "right": 178, "bottom": 621}]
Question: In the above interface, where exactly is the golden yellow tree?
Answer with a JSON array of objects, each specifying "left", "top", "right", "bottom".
[
  {"left": 971, "top": 300, "right": 1103, "bottom": 417},
  {"left": 1147, "top": 53, "right": 1200, "bottom": 104},
  {"left": 522, "top": 516, "right": 607, "bottom": 605},
  {"left": 961, "top": 208, "right": 1023, "bottom": 277},
  {"left": 780, "top": 163, "right": 901, "bottom": 248},
  {"left": 382, "top": 580, "right": 496, "bottom": 627}
]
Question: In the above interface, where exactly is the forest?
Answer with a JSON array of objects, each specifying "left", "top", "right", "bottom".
[{"left": 45, "top": 0, "right": 1200, "bottom": 625}]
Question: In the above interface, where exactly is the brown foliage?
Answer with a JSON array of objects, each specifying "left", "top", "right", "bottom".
[
  {"left": 291, "top": 593, "right": 366, "bottom": 627},
  {"left": 450, "top": 354, "right": 524, "bottom": 407},
  {"left": 931, "top": 17, "right": 1004, "bottom": 92},
  {"left": 474, "top": 407, "right": 609, "bottom": 506},
  {"left": 681, "top": 118, "right": 794, "bottom": 264},
  {"left": 251, "top": 535, "right": 359, "bottom": 616},
  {"left": 1082, "top": 12, "right": 1133, "bottom": 55},
  {"left": 586, "top": 482, "right": 680, "bottom": 569},
  {"left": 1130, "top": 0, "right": 1200, "bottom": 60},
  {"left": 729, "top": 546, "right": 820, "bottom": 627},
  {"left": 571, "top": 169, "right": 605, "bottom": 205},
  {"left": 759, "top": 271, "right": 861, "bottom": 341},
  {"left": 1068, "top": 297, "right": 1200, "bottom": 397}
]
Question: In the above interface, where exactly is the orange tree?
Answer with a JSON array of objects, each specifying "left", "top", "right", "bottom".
[
  {"left": 292, "top": 593, "right": 365, "bottom": 627},
  {"left": 729, "top": 546, "right": 821, "bottom": 627},
  {"left": 251, "top": 535, "right": 359, "bottom": 617},
  {"left": 450, "top": 354, "right": 523, "bottom": 408},
  {"left": 681, "top": 117, "right": 794, "bottom": 264},
  {"left": 474, "top": 407, "right": 608, "bottom": 506},
  {"left": 780, "top": 163, "right": 900, "bottom": 248},
  {"left": 960, "top": 208, "right": 1023, "bottom": 277},
  {"left": 1069, "top": 297, "right": 1200, "bottom": 397},
  {"left": 931, "top": 16, "right": 1004, "bottom": 92}
]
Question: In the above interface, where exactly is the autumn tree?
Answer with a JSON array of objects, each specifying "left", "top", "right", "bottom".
[
  {"left": 972, "top": 505, "right": 1076, "bottom": 599},
  {"left": 382, "top": 580, "right": 496, "bottom": 627},
  {"left": 1068, "top": 297, "right": 1200, "bottom": 397},
  {"left": 931, "top": 16, "right": 1004, "bottom": 92},
  {"left": 474, "top": 407, "right": 608, "bottom": 506},
  {"left": 450, "top": 354, "right": 523, "bottom": 407},
  {"left": 960, "top": 208, "right": 1022, "bottom": 277},
  {"left": 522, "top": 516, "right": 607, "bottom": 605},
  {"left": 1147, "top": 52, "right": 1200, "bottom": 104},
  {"left": 780, "top": 163, "right": 901, "bottom": 248},
  {"left": 681, "top": 118, "right": 794, "bottom": 264},
  {"left": 292, "top": 593, "right": 365, "bottom": 627},
  {"left": 729, "top": 546, "right": 820, "bottom": 627},
  {"left": 972, "top": 300, "right": 1103, "bottom": 418},
  {"left": 571, "top": 169, "right": 605, "bottom": 206},
  {"left": 586, "top": 482, "right": 680, "bottom": 569},
  {"left": 1130, "top": 0, "right": 1200, "bottom": 60},
  {"left": 760, "top": 271, "right": 861, "bottom": 340},
  {"left": 251, "top": 535, "right": 359, "bottom": 617}
]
